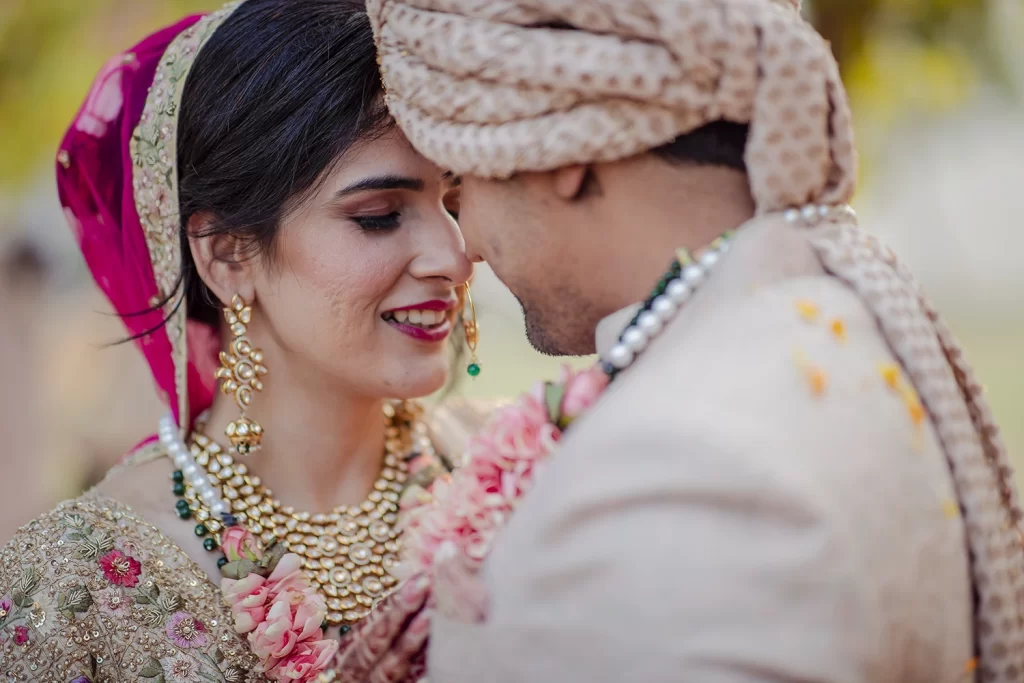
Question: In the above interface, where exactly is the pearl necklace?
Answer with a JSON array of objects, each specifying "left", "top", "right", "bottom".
[
  {"left": 160, "top": 414, "right": 230, "bottom": 517},
  {"left": 603, "top": 204, "right": 854, "bottom": 376}
]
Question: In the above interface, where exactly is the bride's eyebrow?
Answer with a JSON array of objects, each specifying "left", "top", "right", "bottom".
[{"left": 333, "top": 174, "right": 425, "bottom": 200}]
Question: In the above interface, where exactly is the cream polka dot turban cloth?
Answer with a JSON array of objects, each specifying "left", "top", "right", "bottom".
[{"left": 367, "top": 0, "right": 856, "bottom": 214}]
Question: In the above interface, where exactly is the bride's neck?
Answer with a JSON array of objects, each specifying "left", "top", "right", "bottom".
[{"left": 201, "top": 363, "right": 387, "bottom": 514}]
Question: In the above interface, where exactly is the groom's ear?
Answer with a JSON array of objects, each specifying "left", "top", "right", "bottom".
[
  {"left": 552, "top": 165, "right": 591, "bottom": 201},
  {"left": 187, "top": 211, "right": 256, "bottom": 306}
]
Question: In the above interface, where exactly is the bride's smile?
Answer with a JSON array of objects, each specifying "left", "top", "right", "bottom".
[{"left": 381, "top": 299, "right": 458, "bottom": 343}]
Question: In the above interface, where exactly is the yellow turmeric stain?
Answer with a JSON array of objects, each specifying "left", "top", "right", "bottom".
[
  {"left": 794, "top": 299, "right": 819, "bottom": 322},
  {"left": 964, "top": 657, "right": 978, "bottom": 674},
  {"left": 794, "top": 350, "right": 828, "bottom": 397},
  {"left": 878, "top": 363, "right": 901, "bottom": 391},
  {"left": 942, "top": 499, "right": 961, "bottom": 519},
  {"left": 903, "top": 388, "right": 926, "bottom": 426},
  {"left": 829, "top": 318, "right": 847, "bottom": 342}
]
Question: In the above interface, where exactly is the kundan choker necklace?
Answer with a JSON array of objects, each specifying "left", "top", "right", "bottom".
[{"left": 162, "top": 400, "right": 433, "bottom": 627}]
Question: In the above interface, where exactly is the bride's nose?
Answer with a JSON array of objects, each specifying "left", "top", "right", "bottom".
[{"left": 409, "top": 213, "right": 473, "bottom": 285}]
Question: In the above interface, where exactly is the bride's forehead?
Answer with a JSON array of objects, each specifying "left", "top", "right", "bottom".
[{"left": 325, "top": 128, "right": 449, "bottom": 186}]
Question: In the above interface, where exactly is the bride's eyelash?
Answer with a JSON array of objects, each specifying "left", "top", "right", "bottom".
[{"left": 353, "top": 212, "right": 401, "bottom": 231}]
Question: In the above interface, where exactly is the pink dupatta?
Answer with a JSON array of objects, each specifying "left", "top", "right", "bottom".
[{"left": 55, "top": 15, "right": 230, "bottom": 447}]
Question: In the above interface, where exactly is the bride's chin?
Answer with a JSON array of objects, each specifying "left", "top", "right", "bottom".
[{"left": 382, "top": 359, "right": 451, "bottom": 400}]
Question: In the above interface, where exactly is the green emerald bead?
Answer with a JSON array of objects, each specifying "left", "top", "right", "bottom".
[
  {"left": 171, "top": 470, "right": 184, "bottom": 483},
  {"left": 175, "top": 499, "right": 189, "bottom": 510},
  {"left": 321, "top": 620, "right": 329, "bottom": 632},
  {"left": 467, "top": 363, "right": 481, "bottom": 377},
  {"left": 176, "top": 507, "right": 192, "bottom": 520},
  {"left": 194, "top": 524, "right": 208, "bottom": 537},
  {"left": 203, "top": 538, "right": 218, "bottom": 552},
  {"left": 339, "top": 624, "right": 352, "bottom": 636},
  {"left": 172, "top": 482, "right": 186, "bottom": 496},
  {"left": 217, "top": 557, "right": 228, "bottom": 569}
]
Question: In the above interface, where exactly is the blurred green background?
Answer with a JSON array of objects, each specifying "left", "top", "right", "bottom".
[{"left": 0, "top": 0, "right": 1022, "bottom": 536}]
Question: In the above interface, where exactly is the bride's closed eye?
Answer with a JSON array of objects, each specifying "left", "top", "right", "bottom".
[{"left": 353, "top": 211, "right": 402, "bottom": 232}]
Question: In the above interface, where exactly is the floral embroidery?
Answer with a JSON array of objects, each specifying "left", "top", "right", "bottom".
[
  {"left": 58, "top": 585, "right": 94, "bottom": 617},
  {"left": 165, "top": 611, "right": 208, "bottom": 649},
  {"left": 98, "top": 550, "right": 142, "bottom": 587},
  {"left": 3, "top": 499, "right": 265, "bottom": 681},
  {"left": 95, "top": 589, "right": 130, "bottom": 617},
  {"left": 162, "top": 653, "right": 197, "bottom": 682}
]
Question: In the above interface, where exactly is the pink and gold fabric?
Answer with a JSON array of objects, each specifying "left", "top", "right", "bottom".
[{"left": 55, "top": 4, "right": 240, "bottom": 441}]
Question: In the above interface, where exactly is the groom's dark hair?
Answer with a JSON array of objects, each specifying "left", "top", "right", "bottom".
[{"left": 653, "top": 121, "right": 750, "bottom": 172}]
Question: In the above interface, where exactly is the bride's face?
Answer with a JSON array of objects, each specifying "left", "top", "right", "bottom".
[{"left": 243, "top": 127, "right": 470, "bottom": 398}]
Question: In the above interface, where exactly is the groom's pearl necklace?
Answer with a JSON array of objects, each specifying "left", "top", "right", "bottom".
[{"left": 603, "top": 204, "right": 855, "bottom": 378}]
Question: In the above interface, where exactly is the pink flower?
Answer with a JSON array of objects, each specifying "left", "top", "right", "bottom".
[
  {"left": 165, "top": 612, "right": 208, "bottom": 649},
  {"left": 265, "top": 638, "right": 338, "bottom": 682},
  {"left": 398, "top": 362, "right": 610, "bottom": 586},
  {"left": 560, "top": 366, "right": 610, "bottom": 421},
  {"left": 221, "top": 527, "right": 263, "bottom": 564},
  {"left": 95, "top": 589, "right": 131, "bottom": 617},
  {"left": 248, "top": 584, "right": 327, "bottom": 665},
  {"left": 0, "top": 594, "right": 12, "bottom": 617},
  {"left": 13, "top": 625, "right": 29, "bottom": 646},
  {"left": 263, "top": 554, "right": 312, "bottom": 601},
  {"left": 221, "top": 572, "right": 269, "bottom": 634},
  {"left": 98, "top": 550, "right": 142, "bottom": 587}
]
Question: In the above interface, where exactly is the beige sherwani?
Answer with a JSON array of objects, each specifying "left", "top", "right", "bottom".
[{"left": 428, "top": 215, "right": 974, "bottom": 682}]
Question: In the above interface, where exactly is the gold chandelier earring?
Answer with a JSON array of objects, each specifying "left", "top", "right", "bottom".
[
  {"left": 215, "top": 295, "right": 268, "bottom": 455},
  {"left": 462, "top": 283, "right": 481, "bottom": 378}
]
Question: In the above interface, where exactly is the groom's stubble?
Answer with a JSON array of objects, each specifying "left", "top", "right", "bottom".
[{"left": 459, "top": 173, "right": 611, "bottom": 358}]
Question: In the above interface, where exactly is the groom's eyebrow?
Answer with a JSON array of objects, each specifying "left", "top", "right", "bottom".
[
  {"left": 334, "top": 174, "right": 425, "bottom": 198},
  {"left": 442, "top": 171, "right": 462, "bottom": 186}
]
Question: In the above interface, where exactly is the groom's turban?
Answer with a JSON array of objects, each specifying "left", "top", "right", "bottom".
[{"left": 366, "top": 0, "right": 856, "bottom": 214}]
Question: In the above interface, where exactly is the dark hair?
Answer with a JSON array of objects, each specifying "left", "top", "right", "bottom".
[
  {"left": 653, "top": 121, "right": 750, "bottom": 172},
  {"left": 157, "top": 0, "right": 389, "bottom": 329}
]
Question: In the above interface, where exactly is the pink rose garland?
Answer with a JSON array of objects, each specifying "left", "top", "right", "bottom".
[
  {"left": 220, "top": 529, "right": 338, "bottom": 682},
  {"left": 399, "top": 365, "right": 609, "bottom": 580}
]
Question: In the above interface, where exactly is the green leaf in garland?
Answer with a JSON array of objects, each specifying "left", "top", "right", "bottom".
[
  {"left": 259, "top": 541, "right": 287, "bottom": 574},
  {"left": 219, "top": 559, "right": 259, "bottom": 581},
  {"left": 544, "top": 382, "right": 566, "bottom": 426}
]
